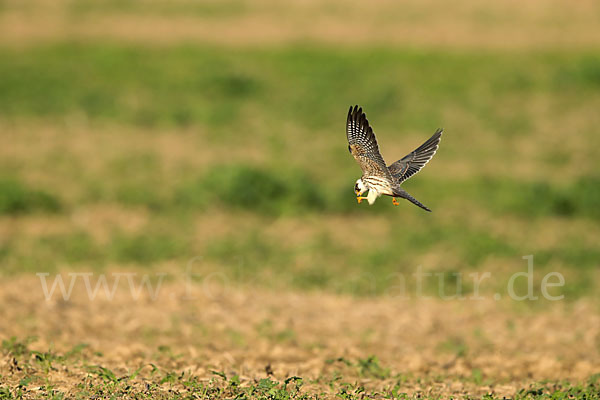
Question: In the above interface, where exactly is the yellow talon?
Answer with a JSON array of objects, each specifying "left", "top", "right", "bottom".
[
  {"left": 392, "top": 197, "right": 400, "bottom": 206},
  {"left": 357, "top": 197, "right": 367, "bottom": 204}
]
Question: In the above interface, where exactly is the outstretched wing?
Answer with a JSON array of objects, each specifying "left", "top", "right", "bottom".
[
  {"left": 388, "top": 129, "right": 443, "bottom": 183},
  {"left": 346, "top": 105, "right": 392, "bottom": 180}
]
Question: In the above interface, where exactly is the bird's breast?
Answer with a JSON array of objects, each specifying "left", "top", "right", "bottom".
[{"left": 363, "top": 176, "right": 393, "bottom": 195}]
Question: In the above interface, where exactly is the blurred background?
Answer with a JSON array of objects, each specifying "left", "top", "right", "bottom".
[{"left": 1, "top": 0, "right": 600, "bottom": 298}]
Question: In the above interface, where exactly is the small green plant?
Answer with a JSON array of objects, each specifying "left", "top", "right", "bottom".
[
  {"left": 1, "top": 336, "right": 37, "bottom": 357},
  {"left": 88, "top": 365, "right": 118, "bottom": 383},
  {"left": 356, "top": 356, "right": 391, "bottom": 379},
  {"left": 327, "top": 356, "right": 391, "bottom": 380}
]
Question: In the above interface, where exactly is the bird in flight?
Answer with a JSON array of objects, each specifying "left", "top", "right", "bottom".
[{"left": 346, "top": 105, "right": 442, "bottom": 211}]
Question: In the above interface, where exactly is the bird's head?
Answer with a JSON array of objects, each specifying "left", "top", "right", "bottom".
[{"left": 354, "top": 179, "right": 367, "bottom": 196}]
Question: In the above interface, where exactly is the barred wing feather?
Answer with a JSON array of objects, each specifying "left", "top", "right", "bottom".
[
  {"left": 387, "top": 129, "right": 443, "bottom": 183},
  {"left": 346, "top": 105, "right": 392, "bottom": 180}
]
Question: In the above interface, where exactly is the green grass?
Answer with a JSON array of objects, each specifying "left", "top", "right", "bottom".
[
  {"left": 1, "top": 44, "right": 599, "bottom": 132},
  {"left": 3, "top": 230, "right": 190, "bottom": 271},
  {"left": 1, "top": 169, "right": 598, "bottom": 298},
  {"left": 1, "top": 171, "right": 597, "bottom": 298},
  {"left": 476, "top": 176, "right": 600, "bottom": 221},
  {"left": 1, "top": 43, "right": 599, "bottom": 298},
  {"left": 67, "top": 0, "right": 249, "bottom": 18},
  {"left": 0, "top": 178, "right": 61, "bottom": 215},
  {"left": 4, "top": 163, "right": 600, "bottom": 221},
  {"left": 175, "top": 164, "right": 328, "bottom": 215}
]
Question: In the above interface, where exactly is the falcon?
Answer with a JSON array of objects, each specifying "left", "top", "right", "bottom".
[{"left": 346, "top": 105, "right": 442, "bottom": 211}]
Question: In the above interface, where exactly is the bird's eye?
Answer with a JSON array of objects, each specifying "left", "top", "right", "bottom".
[
  {"left": 348, "top": 145, "right": 352, "bottom": 154},
  {"left": 354, "top": 183, "right": 359, "bottom": 191}
]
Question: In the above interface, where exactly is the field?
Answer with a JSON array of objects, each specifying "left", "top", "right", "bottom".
[{"left": 1, "top": 0, "right": 600, "bottom": 398}]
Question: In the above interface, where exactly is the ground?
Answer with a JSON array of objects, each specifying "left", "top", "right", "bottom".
[
  {"left": 1, "top": 0, "right": 600, "bottom": 398},
  {"left": 1, "top": 277, "right": 599, "bottom": 398}
]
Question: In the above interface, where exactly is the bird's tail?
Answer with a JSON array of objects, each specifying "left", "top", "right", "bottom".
[{"left": 395, "top": 189, "right": 431, "bottom": 212}]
